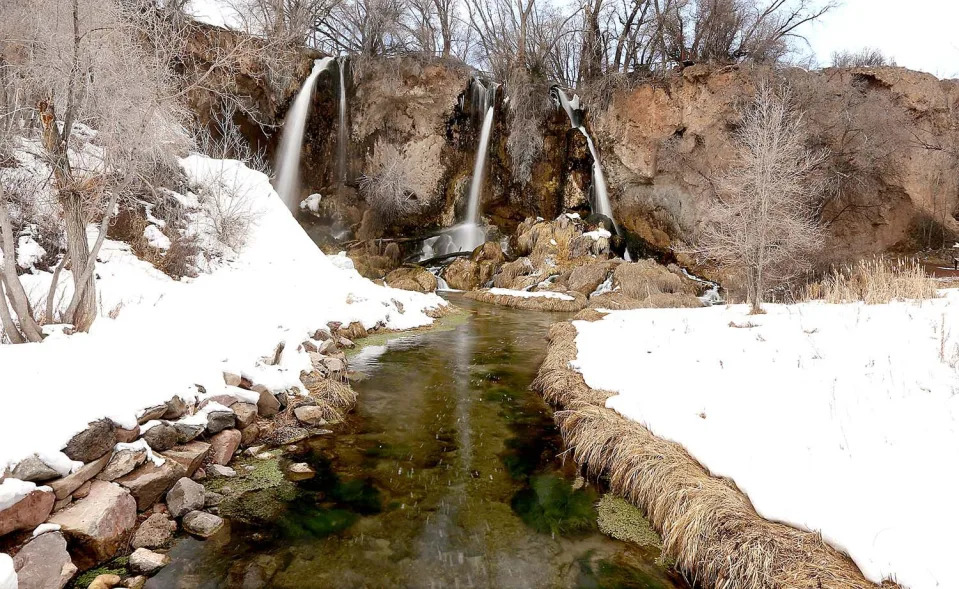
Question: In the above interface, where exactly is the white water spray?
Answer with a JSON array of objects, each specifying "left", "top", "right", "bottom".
[
  {"left": 454, "top": 79, "right": 496, "bottom": 251},
  {"left": 337, "top": 56, "right": 349, "bottom": 185},
  {"left": 274, "top": 58, "right": 332, "bottom": 210}
]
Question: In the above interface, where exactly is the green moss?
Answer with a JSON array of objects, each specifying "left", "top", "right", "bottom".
[
  {"left": 206, "top": 457, "right": 286, "bottom": 494},
  {"left": 277, "top": 506, "right": 359, "bottom": 539},
  {"left": 71, "top": 556, "right": 129, "bottom": 588},
  {"left": 596, "top": 494, "right": 662, "bottom": 549},
  {"left": 511, "top": 475, "right": 597, "bottom": 536},
  {"left": 331, "top": 478, "right": 382, "bottom": 514}
]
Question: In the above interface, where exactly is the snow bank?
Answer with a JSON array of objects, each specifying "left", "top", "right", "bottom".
[
  {"left": 570, "top": 295, "right": 959, "bottom": 588},
  {"left": 487, "top": 288, "right": 574, "bottom": 301},
  {"left": 0, "top": 155, "right": 445, "bottom": 473},
  {"left": 0, "top": 554, "right": 15, "bottom": 589}
]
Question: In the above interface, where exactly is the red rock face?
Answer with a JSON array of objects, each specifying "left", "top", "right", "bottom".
[
  {"left": 49, "top": 481, "right": 137, "bottom": 569},
  {"left": 0, "top": 488, "right": 55, "bottom": 537}
]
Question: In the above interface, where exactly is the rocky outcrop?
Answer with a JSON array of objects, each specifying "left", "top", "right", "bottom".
[
  {"left": 49, "top": 481, "right": 136, "bottom": 569},
  {"left": 385, "top": 266, "right": 438, "bottom": 292}
]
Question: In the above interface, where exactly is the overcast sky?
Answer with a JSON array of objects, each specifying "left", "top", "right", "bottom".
[{"left": 799, "top": 0, "right": 959, "bottom": 78}]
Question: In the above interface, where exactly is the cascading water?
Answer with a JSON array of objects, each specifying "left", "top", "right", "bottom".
[
  {"left": 552, "top": 86, "right": 630, "bottom": 260},
  {"left": 274, "top": 58, "right": 332, "bottom": 210},
  {"left": 337, "top": 56, "right": 349, "bottom": 185},
  {"left": 451, "top": 78, "right": 496, "bottom": 252}
]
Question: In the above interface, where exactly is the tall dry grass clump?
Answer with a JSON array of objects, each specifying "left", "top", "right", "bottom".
[
  {"left": 532, "top": 318, "right": 896, "bottom": 589},
  {"left": 805, "top": 258, "right": 938, "bottom": 304}
]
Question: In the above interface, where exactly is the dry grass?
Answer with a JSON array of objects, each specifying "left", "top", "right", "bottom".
[
  {"left": 805, "top": 258, "right": 938, "bottom": 304},
  {"left": 588, "top": 291, "right": 703, "bottom": 310},
  {"left": 531, "top": 320, "right": 894, "bottom": 589},
  {"left": 465, "top": 289, "right": 587, "bottom": 312},
  {"left": 307, "top": 378, "right": 357, "bottom": 410}
]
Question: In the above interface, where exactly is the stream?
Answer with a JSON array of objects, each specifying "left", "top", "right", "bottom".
[{"left": 146, "top": 296, "right": 687, "bottom": 588}]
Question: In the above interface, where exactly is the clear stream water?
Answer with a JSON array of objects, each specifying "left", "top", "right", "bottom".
[{"left": 146, "top": 297, "right": 687, "bottom": 589}]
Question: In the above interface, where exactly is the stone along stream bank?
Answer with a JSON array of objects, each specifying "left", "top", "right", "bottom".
[{"left": 147, "top": 297, "right": 688, "bottom": 588}]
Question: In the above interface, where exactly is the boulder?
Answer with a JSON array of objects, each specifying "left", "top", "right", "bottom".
[
  {"left": 182, "top": 511, "right": 224, "bottom": 538},
  {"left": 271, "top": 427, "right": 309, "bottom": 445},
  {"left": 116, "top": 460, "right": 187, "bottom": 511},
  {"left": 11, "top": 455, "right": 61, "bottom": 483},
  {"left": 205, "top": 409, "right": 236, "bottom": 435},
  {"left": 442, "top": 258, "right": 481, "bottom": 290},
  {"left": 232, "top": 403, "right": 257, "bottom": 429},
  {"left": 240, "top": 424, "right": 260, "bottom": 447},
  {"left": 287, "top": 463, "right": 315, "bottom": 480},
  {"left": 470, "top": 241, "right": 506, "bottom": 265},
  {"left": 322, "top": 356, "right": 346, "bottom": 373},
  {"left": 124, "top": 575, "right": 147, "bottom": 589},
  {"left": 384, "top": 266, "right": 438, "bottom": 293},
  {"left": 161, "top": 396, "right": 190, "bottom": 420},
  {"left": 48, "top": 452, "right": 112, "bottom": 500},
  {"left": 62, "top": 420, "right": 115, "bottom": 463},
  {"left": 48, "top": 481, "right": 136, "bottom": 569},
  {"left": 128, "top": 548, "right": 170, "bottom": 575},
  {"left": 161, "top": 442, "right": 210, "bottom": 477},
  {"left": 137, "top": 405, "right": 167, "bottom": 425},
  {"left": 114, "top": 426, "right": 140, "bottom": 444},
  {"left": 141, "top": 423, "right": 178, "bottom": 452},
  {"left": 0, "top": 487, "right": 55, "bottom": 537},
  {"left": 73, "top": 481, "right": 92, "bottom": 500},
  {"left": 209, "top": 429, "right": 241, "bottom": 465},
  {"left": 204, "top": 491, "right": 224, "bottom": 507},
  {"left": 208, "top": 465, "right": 236, "bottom": 478},
  {"left": 165, "top": 478, "right": 205, "bottom": 518},
  {"left": 256, "top": 390, "right": 280, "bottom": 418},
  {"left": 13, "top": 530, "right": 77, "bottom": 589},
  {"left": 171, "top": 421, "right": 204, "bottom": 444},
  {"left": 199, "top": 395, "right": 238, "bottom": 409},
  {"left": 293, "top": 405, "right": 329, "bottom": 427},
  {"left": 223, "top": 372, "right": 243, "bottom": 387},
  {"left": 96, "top": 448, "right": 147, "bottom": 482},
  {"left": 567, "top": 260, "right": 616, "bottom": 295},
  {"left": 88, "top": 573, "right": 122, "bottom": 589},
  {"left": 131, "top": 512, "right": 176, "bottom": 549}
]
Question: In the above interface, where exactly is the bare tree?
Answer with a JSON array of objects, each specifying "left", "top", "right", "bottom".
[
  {"left": 698, "top": 81, "right": 824, "bottom": 312},
  {"left": 830, "top": 47, "right": 893, "bottom": 68}
]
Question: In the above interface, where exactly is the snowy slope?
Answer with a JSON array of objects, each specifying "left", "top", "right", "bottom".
[
  {"left": 0, "top": 155, "right": 445, "bottom": 473},
  {"left": 571, "top": 296, "right": 959, "bottom": 589}
]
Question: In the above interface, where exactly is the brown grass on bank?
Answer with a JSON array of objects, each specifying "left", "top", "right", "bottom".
[
  {"left": 804, "top": 258, "right": 938, "bottom": 304},
  {"left": 532, "top": 321, "right": 896, "bottom": 589},
  {"left": 588, "top": 291, "right": 703, "bottom": 310},
  {"left": 465, "top": 289, "right": 588, "bottom": 312},
  {"left": 307, "top": 378, "right": 357, "bottom": 410}
]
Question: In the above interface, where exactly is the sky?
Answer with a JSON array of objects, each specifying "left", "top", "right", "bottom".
[{"left": 800, "top": 0, "right": 959, "bottom": 78}]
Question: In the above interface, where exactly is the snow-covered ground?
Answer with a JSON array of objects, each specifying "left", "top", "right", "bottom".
[
  {"left": 0, "top": 155, "right": 445, "bottom": 476},
  {"left": 487, "top": 288, "right": 574, "bottom": 301},
  {"left": 570, "top": 295, "right": 959, "bottom": 588}
]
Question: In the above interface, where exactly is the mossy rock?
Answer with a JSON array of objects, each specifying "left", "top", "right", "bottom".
[{"left": 596, "top": 494, "right": 662, "bottom": 548}]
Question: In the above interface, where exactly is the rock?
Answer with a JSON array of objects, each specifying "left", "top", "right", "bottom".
[
  {"left": 12, "top": 455, "right": 61, "bottom": 483},
  {"left": 114, "top": 426, "right": 140, "bottom": 444},
  {"left": 13, "top": 530, "right": 77, "bottom": 589},
  {"left": 141, "top": 422, "right": 178, "bottom": 452},
  {"left": 96, "top": 448, "right": 147, "bottom": 482},
  {"left": 443, "top": 257, "right": 481, "bottom": 290},
  {"left": 337, "top": 337, "right": 355, "bottom": 349},
  {"left": 0, "top": 487, "right": 55, "bottom": 537},
  {"left": 182, "top": 511, "right": 223, "bottom": 538},
  {"left": 171, "top": 421, "right": 204, "bottom": 444},
  {"left": 62, "top": 419, "right": 115, "bottom": 463},
  {"left": 199, "top": 395, "right": 237, "bottom": 409},
  {"left": 209, "top": 429, "right": 241, "bottom": 465},
  {"left": 165, "top": 478, "right": 206, "bottom": 518},
  {"left": 287, "top": 463, "right": 315, "bottom": 481},
  {"left": 271, "top": 427, "right": 309, "bottom": 445},
  {"left": 293, "top": 405, "right": 329, "bottom": 427},
  {"left": 275, "top": 391, "right": 289, "bottom": 409},
  {"left": 384, "top": 266, "right": 438, "bottom": 293},
  {"left": 48, "top": 452, "right": 112, "bottom": 500},
  {"left": 205, "top": 409, "right": 236, "bottom": 435},
  {"left": 567, "top": 260, "right": 617, "bottom": 295},
  {"left": 245, "top": 445, "right": 266, "bottom": 457},
  {"left": 208, "top": 465, "right": 236, "bottom": 478},
  {"left": 137, "top": 405, "right": 167, "bottom": 425},
  {"left": 53, "top": 495, "right": 72, "bottom": 511},
  {"left": 73, "top": 481, "right": 92, "bottom": 499},
  {"left": 322, "top": 356, "right": 346, "bottom": 373},
  {"left": 124, "top": 576, "right": 147, "bottom": 589},
  {"left": 470, "top": 241, "right": 506, "bottom": 265},
  {"left": 192, "top": 468, "right": 207, "bottom": 481},
  {"left": 223, "top": 372, "right": 242, "bottom": 386},
  {"left": 204, "top": 491, "right": 224, "bottom": 507},
  {"left": 256, "top": 389, "right": 280, "bottom": 418},
  {"left": 162, "top": 396, "right": 190, "bottom": 420},
  {"left": 240, "top": 424, "right": 260, "bottom": 447},
  {"left": 129, "top": 548, "right": 170, "bottom": 575},
  {"left": 131, "top": 512, "right": 176, "bottom": 549},
  {"left": 88, "top": 573, "right": 122, "bottom": 588},
  {"left": 116, "top": 460, "right": 187, "bottom": 511},
  {"left": 161, "top": 442, "right": 210, "bottom": 477},
  {"left": 317, "top": 339, "right": 337, "bottom": 354},
  {"left": 232, "top": 403, "right": 257, "bottom": 429},
  {"left": 49, "top": 481, "right": 136, "bottom": 569}
]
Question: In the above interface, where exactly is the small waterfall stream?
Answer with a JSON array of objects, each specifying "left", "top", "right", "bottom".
[
  {"left": 337, "top": 56, "right": 349, "bottom": 186},
  {"left": 456, "top": 79, "right": 496, "bottom": 251},
  {"left": 274, "top": 58, "right": 332, "bottom": 210}
]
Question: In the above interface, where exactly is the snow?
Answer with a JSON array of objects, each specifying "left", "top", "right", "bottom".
[
  {"left": 0, "top": 155, "right": 445, "bottom": 475},
  {"left": 582, "top": 229, "right": 611, "bottom": 240},
  {"left": 31, "top": 523, "right": 61, "bottom": 537},
  {"left": 143, "top": 225, "right": 171, "bottom": 250},
  {"left": 183, "top": 0, "right": 244, "bottom": 29},
  {"left": 115, "top": 440, "right": 166, "bottom": 467},
  {"left": 0, "top": 479, "right": 51, "bottom": 511},
  {"left": 16, "top": 236, "right": 46, "bottom": 271},
  {"left": 0, "top": 554, "right": 15, "bottom": 589},
  {"left": 570, "top": 294, "right": 959, "bottom": 589},
  {"left": 300, "top": 193, "right": 322, "bottom": 214},
  {"left": 487, "top": 288, "right": 574, "bottom": 301}
]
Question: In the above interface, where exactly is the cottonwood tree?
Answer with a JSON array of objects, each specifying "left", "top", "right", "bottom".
[{"left": 698, "top": 81, "right": 824, "bottom": 312}]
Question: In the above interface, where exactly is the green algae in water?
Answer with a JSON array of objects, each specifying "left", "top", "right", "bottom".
[
  {"left": 596, "top": 494, "right": 662, "bottom": 549},
  {"left": 511, "top": 474, "right": 598, "bottom": 536},
  {"left": 71, "top": 556, "right": 129, "bottom": 588},
  {"left": 576, "top": 554, "right": 671, "bottom": 589},
  {"left": 276, "top": 503, "right": 359, "bottom": 540}
]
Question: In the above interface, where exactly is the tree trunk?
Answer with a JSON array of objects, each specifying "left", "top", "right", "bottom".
[{"left": 61, "top": 190, "right": 97, "bottom": 331}]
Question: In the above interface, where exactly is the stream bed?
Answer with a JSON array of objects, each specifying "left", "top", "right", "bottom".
[{"left": 147, "top": 296, "right": 688, "bottom": 588}]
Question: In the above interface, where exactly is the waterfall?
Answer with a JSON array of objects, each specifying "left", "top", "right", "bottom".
[
  {"left": 274, "top": 58, "right": 332, "bottom": 210},
  {"left": 454, "top": 79, "right": 496, "bottom": 252},
  {"left": 337, "top": 56, "right": 349, "bottom": 185},
  {"left": 465, "top": 106, "right": 494, "bottom": 225}
]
